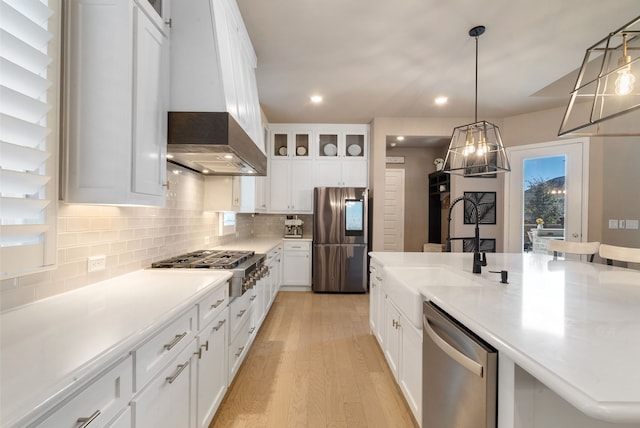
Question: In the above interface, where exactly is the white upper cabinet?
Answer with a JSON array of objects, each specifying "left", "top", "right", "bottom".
[
  {"left": 203, "top": 176, "right": 256, "bottom": 213},
  {"left": 62, "top": 0, "right": 169, "bottom": 206},
  {"left": 170, "top": 0, "right": 264, "bottom": 153}
]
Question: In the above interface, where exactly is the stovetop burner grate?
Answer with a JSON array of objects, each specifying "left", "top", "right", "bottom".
[{"left": 151, "top": 250, "right": 255, "bottom": 269}]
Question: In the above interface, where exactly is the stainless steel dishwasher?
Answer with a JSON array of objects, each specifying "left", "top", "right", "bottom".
[{"left": 422, "top": 301, "right": 497, "bottom": 428}]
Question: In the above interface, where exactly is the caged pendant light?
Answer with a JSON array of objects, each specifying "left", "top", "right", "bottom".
[
  {"left": 558, "top": 16, "right": 640, "bottom": 136},
  {"left": 444, "top": 26, "right": 511, "bottom": 177}
]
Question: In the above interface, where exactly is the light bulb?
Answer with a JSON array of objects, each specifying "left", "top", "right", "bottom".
[
  {"left": 615, "top": 67, "right": 635, "bottom": 95},
  {"left": 476, "top": 131, "right": 486, "bottom": 156},
  {"left": 615, "top": 34, "right": 635, "bottom": 96}
]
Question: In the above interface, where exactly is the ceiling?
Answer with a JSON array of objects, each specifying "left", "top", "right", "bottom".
[{"left": 236, "top": 0, "right": 639, "bottom": 124}]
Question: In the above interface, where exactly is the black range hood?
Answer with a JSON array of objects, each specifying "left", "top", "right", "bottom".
[{"left": 167, "top": 112, "right": 267, "bottom": 176}]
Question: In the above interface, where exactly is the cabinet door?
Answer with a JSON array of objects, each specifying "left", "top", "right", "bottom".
[
  {"left": 313, "top": 160, "right": 342, "bottom": 187},
  {"left": 369, "top": 265, "right": 384, "bottom": 345},
  {"left": 383, "top": 299, "right": 401, "bottom": 379},
  {"left": 132, "top": 341, "right": 197, "bottom": 428},
  {"left": 255, "top": 176, "right": 268, "bottom": 212},
  {"left": 268, "top": 159, "right": 291, "bottom": 211},
  {"left": 341, "top": 159, "right": 368, "bottom": 187},
  {"left": 399, "top": 318, "right": 422, "bottom": 423},
  {"left": 196, "top": 308, "right": 229, "bottom": 428},
  {"left": 132, "top": 6, "right": 167, "bottom": 198},
  {"left": 283, "top": 250, "right": 311, "bottom": 286},
  {"left": 290, "top": 161, "right": 313, "bottom": 212},
  {"left": 204, "top": 176, "right": 233, "bottom": 212}
]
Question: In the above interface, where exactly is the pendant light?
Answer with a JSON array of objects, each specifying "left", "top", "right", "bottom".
[
  {"left": 558, "top": 16, "right": 640, "bottom": 136},
  {"left": 443, "top": 25, "right": 511, "bottom": 176}
]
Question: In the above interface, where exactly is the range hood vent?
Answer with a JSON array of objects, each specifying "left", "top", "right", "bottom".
[{"left": 167, "top": 112, "right": 267, "bottom": 176}]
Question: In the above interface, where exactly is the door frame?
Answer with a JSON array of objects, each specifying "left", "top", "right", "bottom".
[{"left": 503, "top": 137, "right": 590, "bottom": 253}]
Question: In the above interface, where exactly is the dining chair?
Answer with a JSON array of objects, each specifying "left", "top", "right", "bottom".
[
  {"left": 547, "top": 240, "right": 600, "bottom": 262},
  {"left": 599, "top": 244, "right": 640, "bottom": 266}
]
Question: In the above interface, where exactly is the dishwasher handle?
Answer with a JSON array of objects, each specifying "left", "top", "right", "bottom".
[{"left": 423, "top": 315, "right": 484, "bottom": 378}]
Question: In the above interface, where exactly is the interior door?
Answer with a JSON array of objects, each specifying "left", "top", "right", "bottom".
[
  {"left": 384, "top": 169, "right": 405, "bottom": 251},
  {"left": 504, "top": 138, "right": 589, "bottom": 253}
]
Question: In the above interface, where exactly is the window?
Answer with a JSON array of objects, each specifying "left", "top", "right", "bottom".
[
  {"left": 219, "top": 211, "right": 236, "bottom": 236},
  {"left": 0, "top": 0, "right": 58, "bottom": 278}
]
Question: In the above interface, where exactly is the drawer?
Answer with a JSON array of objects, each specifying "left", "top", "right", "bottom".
[
  {"left": 133, "top": 307, "right": 197, "bottom": 391},
  {"left": 131, "top": 339, "right": 197, "bottom": 428},
  {"left": 35, "top": 356, "right": 132, "bottom": 428},
  {"left": 228, "top": 292, "right": 252, "bottom": 341},
  {"left": 198, "top": 281, "right": 229, "bottom": 330},
  {"left": 283, "top": 240, "right": 310, "bottom": 251},
  {"left": 228, "top": 313, "right": 251, "bottom": 381}
]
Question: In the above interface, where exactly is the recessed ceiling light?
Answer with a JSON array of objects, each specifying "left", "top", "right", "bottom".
[
  {"left": 310, "top": 95, "right": 323, "bottom": 103},
  {"left": 435, "top": 96, "right": 448, "bottom": 105},
  {"left": 390, "top": 142, "right": 397, "bottom": 147},
  {"left": 247, "top": 169, "right": 255, "bottom": 174},
  {"left": 202, "top": 169, "right": 209, "bottom": 174},
  {"left": 224, "top": 154, "right": 233, "bottom": 159},
  {"left": 166, "top": 154, "right": 174, "bottom": 159},
  {"left": 396, "top": 136, "right": 405, "bottom": 141}
]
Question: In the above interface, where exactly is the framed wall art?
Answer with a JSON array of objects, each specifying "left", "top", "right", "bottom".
[
  {"left": 463, "top": 238, "right": 496, "bottom": 253},
  {"left": 463, "top": 191, "right": 496, "bottom": 224}
]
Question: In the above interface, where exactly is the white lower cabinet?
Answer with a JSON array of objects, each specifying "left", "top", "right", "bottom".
[
  {"left": 132, "top": 340, "right": 197, "bottom": 428},
  {"left": 35, "top": 356, "right": 133, "bottom": 428},
  {"left": 195, "top": 307, "right": 229, "bottom": 428},
  {"left": 383, "top": 297, "right": 422, "bottom": 425},
  {"left": 228, "top": 308, "right": 252, "bottom": 380},
  {"left": 369, "top": 260, "right": 384, "bottom": 345},
  {"left": 282, "top": 240, "right": 311, "bottom": 287}
]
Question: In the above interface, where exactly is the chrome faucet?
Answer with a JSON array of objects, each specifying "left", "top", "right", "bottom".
[{"left": 446, "top": 195, "right": 487, "bottom": 274}]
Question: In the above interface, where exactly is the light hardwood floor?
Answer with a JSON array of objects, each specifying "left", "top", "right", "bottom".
[{"left": 210, "top": 291, "right": 418, "bottom": 428}]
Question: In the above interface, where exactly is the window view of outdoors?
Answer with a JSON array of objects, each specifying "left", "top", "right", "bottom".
[{"left": 523, "top": 156, "right": 566, "bottom": 252}]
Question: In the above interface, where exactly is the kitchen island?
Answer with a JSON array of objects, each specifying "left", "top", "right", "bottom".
[{"left": 370, "top": 252, "right": 640, "bottom": 428}]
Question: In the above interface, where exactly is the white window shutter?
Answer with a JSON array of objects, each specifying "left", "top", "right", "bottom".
[{"left": 0, "top": 0, "right": 57, "bottom": 278}]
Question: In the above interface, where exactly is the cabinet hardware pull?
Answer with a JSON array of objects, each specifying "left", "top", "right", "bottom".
[
  {"left": 166, "top": 361, "right": 189, "bottom": 384},
  {"left": 210, "top": 299, "right": 224, "bottom": 310},
  {"left": 237, "top": 309, "right": 246, "bottom": 317},
  {"left": 165, "top": 18, "right": 172, "bottom": 28},
  {"left": 194, "top": 348, "right": 202, "bottom": 359},
  {"left": 212, "top": 319, "right": 226, "bottom": 331},
  {"left": 202, "top": 340, "right": 209, "bottom": 352},
  {"left": 163, "top": 332, "right": 187, "bottom": 351},
  {"left": 77, "top": 410, "right": 101, "bottom": 427},
  {"left": 249, "top": 327, "right": 255, "bottom": 334},
  {"left": 235, "top": 346, "right": 245, "bottom": 357},
  {"left": 250, "top": 295, "right": 257, "bottom": 301}
]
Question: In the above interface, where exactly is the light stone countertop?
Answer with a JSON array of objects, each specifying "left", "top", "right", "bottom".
[
  {"left": 370, "top": 251, "right": 640, "bottom": 424},
  {"left": 0, "top": 269, "right": 232, "bottom": 428}
]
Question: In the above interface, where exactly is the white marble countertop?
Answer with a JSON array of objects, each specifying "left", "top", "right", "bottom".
[
  {"left": 0, "top": 269, "right": 232, "bottom": 427},
  {"left": 370, "top": 251, "right": 640, "bottom": 423}
]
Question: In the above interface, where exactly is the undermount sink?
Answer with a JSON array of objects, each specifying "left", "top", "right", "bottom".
[{"left": 383, "top": 266, "right": 483, "bottom": 329}]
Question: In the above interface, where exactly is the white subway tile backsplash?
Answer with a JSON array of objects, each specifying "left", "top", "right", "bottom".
[{"left": 1, "top": 163, "right": 293, "bottom": 311}]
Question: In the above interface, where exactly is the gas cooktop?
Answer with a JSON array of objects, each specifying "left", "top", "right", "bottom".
[{"left": 151, "top": 250, "right": 255, "bottom": 269}]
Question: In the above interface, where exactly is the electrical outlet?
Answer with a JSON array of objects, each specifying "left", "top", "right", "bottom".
[
  {"left": 608, "top": 219, "right": 619, "bottom": 229},
  {"left": 204, "top": 236, "right": 210, "bottom": 245},
  {"left": 88, "top": 255, "right": 106, "bottom": 272}
]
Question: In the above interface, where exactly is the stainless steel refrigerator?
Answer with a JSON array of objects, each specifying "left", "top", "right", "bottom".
[{"left": 313, "top": 187, "right": 368, "bottom": 293}]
